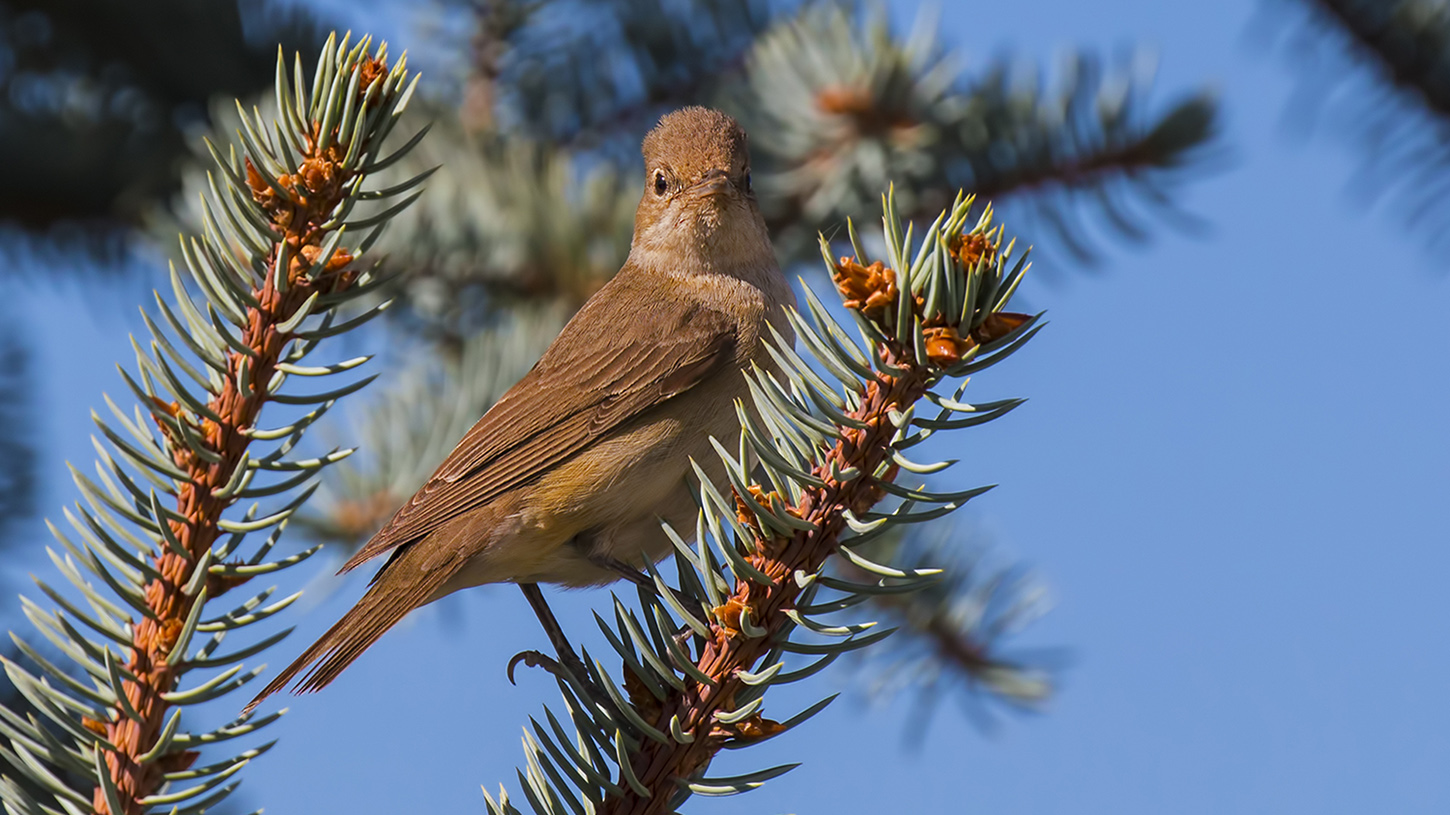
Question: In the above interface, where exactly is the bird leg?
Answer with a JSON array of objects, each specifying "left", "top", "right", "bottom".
[
  {"left": 515, "top": 583, "right": 624, "bottom": 721},
  {"left": 591, "top": 556, "right": 659, "bottom": 593},
  {"left": 592, "top": 555, "right": 712, "bottom": 633},
  {"left": 518, "top": 582, "right": 586, "bottom": 673}
]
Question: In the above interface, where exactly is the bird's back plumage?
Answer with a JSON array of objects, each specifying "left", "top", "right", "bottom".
[{"left": 338, "top": 272, "right": 740, "bottom": 574}]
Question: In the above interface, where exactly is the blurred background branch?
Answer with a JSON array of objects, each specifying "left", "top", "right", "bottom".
[
  {"left": 1272, "top": 0, "right": 1450, "bottom": 252},
  {"left": 841, "top": 524, "right": 1060, "bottom": 736},
  {"left": 0, "top": 0, "right": 321, "bottom": 246}
]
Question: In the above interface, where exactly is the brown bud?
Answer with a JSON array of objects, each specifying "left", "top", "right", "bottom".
[
  {"left": 833, "top": 256, "right": 898, "bottom": 317},
  {"left": 356, "top": 56, "right": 388, "bottom": 102},
  {"left": 621, "top": 661, "right": 663, "bottom": 723},
  {"left": 160, "top": 750, "right": 200, "bottom": 774},
  {"left": 711, "top": 597, "right": 748, "bottom": 637},
  {"left": 817, "top": 85, "right": 874, "bottom": 117},
  {"left": 732, "top": 715, "right": 787, "bottom": 742},
  {"left": 923, "top": 325, "right": 977, "bottom": 367},
  {"left": 207, "top": 560, "right": 253, "bottom": 596},
  {"left": 948, "top": 231, "right": 996, "bottom": 269},
  {"left": 970, "top": 312, "right": 1031, "bottom": 346}
]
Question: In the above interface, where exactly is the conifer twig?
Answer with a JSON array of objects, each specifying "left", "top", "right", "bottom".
[{"left": 0, "top": 33, "right": 431, "bottom": 815}]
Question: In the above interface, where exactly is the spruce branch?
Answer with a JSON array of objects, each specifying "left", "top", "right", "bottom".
[
  {"left": 488, "top": 189, "right": 1041, "bottom": 813},
  {"left": 0, "top": 33, "right": 428, "bottom": 815},
  {"left": 493, "top": 0, "right": 776, "bottom": 146},
  {"left": 1276, "top": 0, "right": 1450, "bottom": 249},
  {"left": 164, "top": 103, "right": 636, "bottom": 342},
  {"left": 839, "top": 526, "right": 1056, "bottom": 730},
  {"left": 1299, "top": 0, "right": 1450, "bottom": 118},
  {"left": 736, "top": 5, "right": 1219, "bottom": 263}
]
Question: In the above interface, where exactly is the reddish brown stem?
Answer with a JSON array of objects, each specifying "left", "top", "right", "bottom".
[
  {"left": 89, "top": 58, "right": 387, "bottom": 815},
  {"left": 601, "top": 344, "right": 931, "bottom": 815}
]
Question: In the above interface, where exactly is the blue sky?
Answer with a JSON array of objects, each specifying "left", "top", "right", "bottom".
[{"left": 11, "top": 0, "right": 1450, "bottom": 813}]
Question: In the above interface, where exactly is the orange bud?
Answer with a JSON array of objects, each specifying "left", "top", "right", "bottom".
[
  {"left": 948, "top": 231, "right": 996, "bottom": 269},
  {"left": 923, "top": 325, "right": 977, "bottom": 367},
  {"left": 970, "top": 312, "right": 1031, "bottom": 346},
  {"left": 832, "top": 256, "right": 898, "bottom": 317},
  {"left": 325, "top": 248, "right": 354, "bottom": 273},
  {"left": 817, "top": 85, "right": 873, "bottom": 117},
  {"left": 158, "top": 618, "right": 184, "bottom": 653},
  {"left": 712, "top": 597, "right": 748, "bottom": 637},
  {"left": 733, "top": 715, "right": 787, "bottom": 741},
  {"left": 243, "top": 157, "right": 268, "bottom": 195},
  {"left": 149, "top": 397, "right": 181, "bottom": 419}
]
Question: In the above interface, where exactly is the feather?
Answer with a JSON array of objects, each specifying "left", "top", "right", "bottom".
[
  {"left": 338, "top": 279, "right": 736, "bottom": 574},
  {"left": 244, "top": 515, "right": 483, "bottom": 712}
]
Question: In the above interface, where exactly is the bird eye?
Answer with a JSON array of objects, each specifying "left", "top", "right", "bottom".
[{"left": 653, "top": 171, "right": 668, "bottom": 196}]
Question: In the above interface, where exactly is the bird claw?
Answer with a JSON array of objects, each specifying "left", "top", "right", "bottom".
[{"left": 507, "top": 649, "right": 567, "bottom": 685}]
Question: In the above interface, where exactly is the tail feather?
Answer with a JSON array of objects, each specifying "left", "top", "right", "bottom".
[{"left": 244, "top": 536, "right": 468, "bottom": 714}]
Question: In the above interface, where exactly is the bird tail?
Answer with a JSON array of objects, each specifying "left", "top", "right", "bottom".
[{"left": 244, "top": 538, "right": 466, "bottom": 714}]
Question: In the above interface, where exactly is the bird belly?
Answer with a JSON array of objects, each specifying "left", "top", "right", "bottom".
[
  {"left": 447, "top": 379, "right": 750, "bottom": 591},
  {"left": 526, "top": 408, "right": 734, "bottom": 586}
]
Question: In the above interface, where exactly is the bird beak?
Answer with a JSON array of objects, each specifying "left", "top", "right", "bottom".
[{"left": 693, "top": 169, "right": 732, "bottom": 198}]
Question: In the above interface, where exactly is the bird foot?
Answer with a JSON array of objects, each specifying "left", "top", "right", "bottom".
[{"left": 516, "top": 583, "right": 627, "bottom": 722}]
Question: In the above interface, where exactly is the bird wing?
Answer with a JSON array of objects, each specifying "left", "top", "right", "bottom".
[{"left": 339, "top": 276, "right": 738, "bottom": 573}]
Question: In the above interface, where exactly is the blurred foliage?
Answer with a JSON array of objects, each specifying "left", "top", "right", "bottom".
[
  {"left": 0, "top": 321, "right": 39, "bottom": 805},
  {"left": 0, "top": 322, "right": 34, "bottom": 545},
  {"left": 0, "top": 0, "right": 320, "bottom": 243},
  {"left": 1274, "top": 0, "right": 1450, "bottom": 251},
  {"left": 733, "top": 6, "right": 1219, "bottom": 263},
  {"left": 844, "top": 523, "right": 1060, "bottom": 735},
  {"left": 0, "top": 317, "right": 35, "bottom": 587},
  {"left": 221, "top": 0, "right": 1216, "bottom": 333},
  {"left": 475, "top": 0, "right": 776, "bottom": 143}
]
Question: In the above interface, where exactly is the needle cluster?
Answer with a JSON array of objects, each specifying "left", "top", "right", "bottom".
[{"left": 0, "top": 33, "right": 429, "bottom": 815}]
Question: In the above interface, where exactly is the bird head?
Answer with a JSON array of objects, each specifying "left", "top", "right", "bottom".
[{"left": 631, "top": 107, "right": 770, "bottom": 268}]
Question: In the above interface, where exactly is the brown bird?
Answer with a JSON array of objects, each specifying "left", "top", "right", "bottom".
[{"left": 245, "top": 107, "right": 794, "bottom": 712}]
